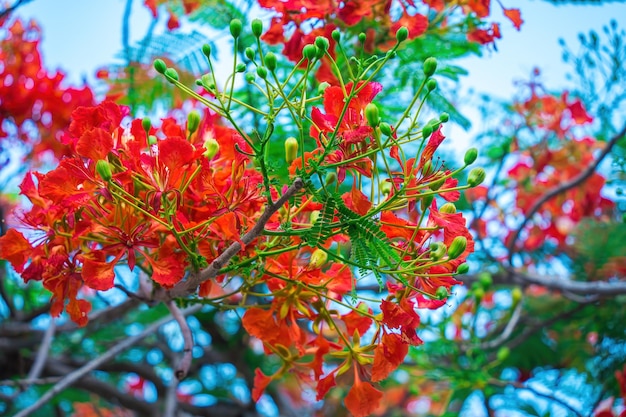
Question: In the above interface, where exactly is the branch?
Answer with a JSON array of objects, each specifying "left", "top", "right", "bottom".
[
  {"left": 166, "top": 300, "right": 194, "bottom": 380},
  {"left": 477, "top": 301, "right": 522, "bottom": 350},
  {"left": 506, "top": 123, "right": 626, "bottom": 261},
  {"left": 0, "top": 0, "right": 34, "bottom": 20},
  {"left": 168, "top": 177, "right": 304, "bottom": 298},
  {"left": 509, "top": 269, "right": 626, "bottom": 296},
  {"left": 24, "top": 318, "right": 56, "bottom": 387},
  {"left": 13, "top": 305, "right": 202, "bottom": 417}
]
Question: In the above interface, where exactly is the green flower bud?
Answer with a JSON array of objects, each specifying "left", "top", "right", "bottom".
[
  {"left": 422, "top": 160, "right": 433, "bottom": 176},
  {"left": 202, "top": 43, "right": 211, "bottom": 58},
  {"left": 245, "top": 72, "right": 255, "bottom": 83},
  {"left": 422, "top": 124, "right": 433, "bottom": 140},
  {"left": 153, "top": 59, "right": 167, "bottom": 74},
  {"left": 230, "top": 19, "right": 242, "bottom": 38},
  {"left": 187, "top": 110, "right": 201, "bottom": 135},
  {"left": 497, "top": 346, "right": 510, "bottom": 362},
  {"left": 379, "top": 122, "right": 392, "bottom": 136},
  {"left": 396, "top": 26, "right": 409, "bottom": 43},
  {"left": 435, "top": 286, "right": 449, "bottom": 300},
  {"left": 244, "top": 47, "right": 255, "bottom": 61},
  {"left": 420, "top": 193, "right": 434, "bottom": 211},
  {"left": 447, "top": 236, "right": 467, "bottom": 260},
  {"left": 315, "top": 36, "right": 329, "bottom": 53},
  {"left": 236, "top": 63, "right": 246, "bottom": 73},
  {"left": 164, "top": 68, "right": 179, "bottom": 83},
  {"left": 256, "top": 66, "right": 268, "bottom": 79},
  {"left": 331, "top": 29, "right": 340, "bottom": 42},
  {"left": 467, "top": 167, "right": 486, "bottom": 187},
  {"left": 464, "top": 147, "right": 478, "bottom": 166},
  {"left": 265, "top": 52, "right": 277, "bottom": 72},
  {"left": 429, "top": 175, "right": 445, "bottom": 191},
  {"left": 284, "top": 137, "right": 298, "bottom": 164},
  {"left": 314, "top": 45, "right": 325, "bottom": 59},
  {"left": 511, "top": 287, "right": 523, "bottom": 305},
  {"left": 303, "top": 44, "right": 316, "bottom": 61},
  {"left": 358, "top": 32, "right": 366, "bottom": 44},
  {"left": 430, "top": 242, "right": 447, "bottom": 261},
  {"left": 310, "top": 210, "right": 320, "bottom": 224},
  {"left": 456, "top": 263, "right": 470, "bottom": 275},
  {"left": 201, "top": 74, "right": 215, "bottom": 91},
  {"left": 478, "top": 272, "right": 493, "bottom": 289},
  {"left": 380, "top": 181, "right": 392, "bottom": 196},
  {"left": 474, "top": 287, "right": 485, "bottom": 301},
  {"left": 439, "top": 202, "right": 456, "bottom": 214},
  {"left": 203, "top": 137, "right": 220, "bottom": 160},
  {"left": 365, "top": 103, "right": 380, "bottom": 127},
  {"left": 423, "top": 57, "right": 437, "bottom": 77},
  {"left": 317, "top": 82, "right": 330, "bottom": 95},
  {"left": 426, "top": 78, "right": 437, "bottom": 91},
  {"left": 142, "top": 117, "right": 151, "bottom": 135},
  {"left": 148, "top": 135, "right": 157, "bottom": 145},
  {"left": 325, "top": 171, "right": 337, "bottom": 186},
  {"left": 440, "top": 112, "right": 449, "bottom": 123},
  {"left": 96, "top": 159, "right": 112, "bottom": 182},
  {"left": 251, "top": 18, "right": 263, "bottom": 38},
  {"left": 309, "top": 248, "right": 328, "bottom": 269}
]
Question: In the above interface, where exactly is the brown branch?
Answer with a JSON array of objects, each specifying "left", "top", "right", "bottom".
[
  {"left": 508, "top": 269, "right": 626, "bottom": 296},
  {"left": 166, "top": 301, "right": 194, "bottom": 380},
  {"left": 24, "top": 318, "right": 56, "bottom": 388},
  {"left": 0, "top": 0, "right": 34, "bottom": 20},
  {"left": 13, "top": 305, "right": 202, "bottom": 417},
  {"left": 168, "top": 177, "right": 304, "bottom": 298},
  {"left": 506, "top": 123, "right": 626, "bottom": 262}
]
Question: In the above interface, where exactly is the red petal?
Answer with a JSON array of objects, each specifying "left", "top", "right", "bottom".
[
  {"left": 503, "top": 8, "right": 523, "bottom": 30},
  {"left": 0, "top": 229, "right": 32, "bottom": 273},
  {"left": 76, "top": 127, "right": 113, "bottom": 161},
  {"left": 82, "top": 255, "right": 116, "bottom": 291},
  {"left": 371, "top": 333, "right": 409, "bottom": 382},
  {"left": 251, "top": 368, "right": 272, "bottom": 402},
  {"left": 158, "top": 137, "right": 195, "bottom": 171},
  {"left": 344, "top": 380, "right": 383, "bottom": 417}
]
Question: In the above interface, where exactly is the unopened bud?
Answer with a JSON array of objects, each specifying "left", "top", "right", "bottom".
[
  {"left": 447, "top": 236, "right": 467, "bottom": 259},
  {"left": 309, "top": 249, "right": 328, "bottom": 269},
  {"left": 358, "top": 32, "right": 366, "bottom": 44},
  {"left": 429, "top": 175, "right": 445, "bottom": 191},
  {"left": 256, "top": 66, "right": 268, "bottom": 79},
  {"left": 245, "top": 47, "right": 255, "bottom": 61},
  {"left": 202, "top": 43, "right": 211, "bottom": 58},
  {"left": 251, "top": 18, "right": 263, "bottom": 37},
  {"left": 440, "top": 112, "right": 449, "bottom": 123},
  {"left": 396, "top": 26, "right": 409, "bottom": 42},
  {"left": 456, "top": 263, "right": 469, "bottom": 274},
  {"left": 142, "top": 117, "right": 151, "bottom": 135},
  {"left": 365, "top": 103, "right": 379, "bottom": 127},
  {"left": 511, "top": 287, "right": 523, "bottom": 305},
  {"left": 478, "top": 272, "right": 493, "bottom": 289},
  {"left": 265, "top": 52, "right": 277, "bottom": 72},
  {"left": 331, "top": 29, "right": 340, "bottom": 42},
  {"left": 430, "top": 242, "right": 446, "bottom": 261},
  {"left": 96, "top": 159, "right": 112, "bottom": 182},
  {"left": 164, "top": 68, "right": 179, "bottom": 83},
  {"left": 236, "top": 63, "right": 246, "bottom": 73},
  {"left": 230, "top": 19, "right": 242, "bottom": 38},
  {"left": 284, "top": 137, "right": 298, "bottom": 164},
  {"left": 317, "top": 82, "right": 330, "bottom": 95},
  {"left": 187, "top": 111, "right": 201, "bottom": 135},
  {"left": 380, "top": 181, "right": 392, "bottom": 196},
  {"left": 303, "top": 44, "right": 316, "bottom": 61},
  {"left": 464, "top": 148, "right": 478, "bottom": 165},
  {"left": 325, "top": 171, "right": 337, "bottom": 186},
  {"left": 148, "top": 135, "right": 157, "bottom": 145},
  {"left": 423, "top": 57, "right": 437, "bottom": 77},
  {"left": 310, "top": 210, "right": 320, "bottom": 224},
  {"left": 422, "top": 160, "right": 434, "bottom": 176},
  {"left": 497, "top": 346, "right": 510, "bottom": 362},
  {"left": 420, "top": 193, "right": 434, "bottom": 211},
  {"left": 422, "top": 124, "right": 433, "bottom": 140},
  {"left": 439, "top": 202, "right": 456, "bottom": 214},
  {"left": 154, "top": 59, "right": 167, "bottom": 74},
  {"left": 315, "top": 36, "right": 329, "bottom": 53},
  {"left": 245, "top": 72, "right": 255, "bottom": 83},
  {"left": 435, "top": 286, "right": 449, "bottom": 300},
  {"left": 203, "top": 137, "right": 220, "bottom": 160},
  {"left": 426, "top": 78, "right": 437, "bottom": 91},
  {"left": 379, "top": 122, "right": 392, "bottom": 136},
  {"left": 467, "top": 167, "right": 486, "bottom": 187}
]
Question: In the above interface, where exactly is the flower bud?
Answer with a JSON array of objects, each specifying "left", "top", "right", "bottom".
[
  {"left": 164, "top": 68, "right": 179, "bottom": 83},
  {"left": 421, "top": 160, "right": 433, "bottom": 177},
  {"left": 148, "top": 135, "right": 157, "bottom": 145},
  {"left": 153, "top": 59, "right": 167, "bottom": 74},
  {"left": 265, "top": 52, "right": 277, "bottom": 72},
  {"left": 236, "top": 63, "right": 246, "bottom": 73},
  {"left": 245, "top": 47, "right": 255, "bottom": 61},
  {"left": 474, "top": 287, "right": 485, "bottom": 301},
  {"left": 284, "top": 137, "right": 298, "bottom": 164},
  {"left": 439, "top": 202, "right": 456, "bottom": 214},
  {"left": 256, "top": 66, "right": 268, "bottom": 79},
  {"left": 497, "top": 346, "right": 510, "bottom": 362},
  {"left": 325, "top": 171, "right": 337, "bottom": 186},
  {"left": 331, "top": 29, "right": 340, "bottom": 42},
  {"left": 426, "top": 78, "right": 437, "bottom": 91},
  {"left": 201, "top": 74, "right": 215, "bottom": 91},
  {"left": 365, "top": 103, "right": 379, "bottom": 127},
  {"left": 314, "top": 45, "right": 325, "bottom": 59},
  {"left": 380, "top": 181, "right": 392, "bottom": 196},
  {"left": 440, "top": 112, "right": 449, "bottom": 123},
  {"left": 478, "top": 272, "right": 493, "bottom": 289},
  {"left": 423, "top": 57, "right": 437, "bottom": 77},
  {"left": 511, "top": 287, "right": 523, "bottom": 305},
  {"left": 422, "top": 124, "right": 433, "bottom": 140},
  {"left": 202, "top": 43, "right": 211, "bottom": 58},
  {"left": 303, "top": 44, "right": 316, "bottom": 61},
  {"left": 315, "top": 36, "right": 329, "bottom": 53},
  {"left": 430, "top": 242, "right": 446, "bottom": 261},
  {"left": 230, "top": 19, "right": 242, "bottom": 38},
  {"left": 464, "top": 147, "right": 478, "bottom": 165},
  {"left": 142, "top": 117, "right": 151, "bottom": 135},
  {"left": 203, "top": 137, "right": 220, "bottom": 160},
  {"left": 251, "top": 18, "right": 263, "bottom": 37},
  {"left": 435, "top": 286, "right": 449, "bottom": 300},
  {"left": 310, "top": 210, "right": 320, "bottom": 224},
  {"left": 309, "top": 248, "right": 328, "bottom": 269},
  {"left": 96, "top": 159, "right": 112, "bottom": 182},
  {"left": 429, "top": 175, "right": 445, "bottom": 191},
  {"left": 420, "top": 193, "right": 434, "bottom": 211},
  {"left": 456, "top": 263, "right": 470, "bottom": 274},
  {"left": 447, "top": 236, "right": 467, "bottom": 260},
  {"left": 187, "top": 110, "right": 201, "bottom": 135},
  {"left": 358, "top": 32, "right": 366, "bottom": 44},
  {"left": 467, "top": 167, "right": 486, "bottom": 187},
  {"left": 317, "top": 82, "right": 330, "bottom": 95},
  {"left": 379, "top": 122, "right": 392, "bottom": 136},
  {"left": 396, "top": 26, "right": 408, "bottom": 42},
  {"left": 245, "top": 72, "right": 255, "bottom": 83}
]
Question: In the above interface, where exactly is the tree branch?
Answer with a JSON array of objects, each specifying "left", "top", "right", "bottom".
[
  {"left": 24, "top": 318, "right": 55, "bottom": 388},
  {"left": 168, "top": 177, "right": 304, "bottom": 298},
  {"left": 0, "top": 0, "right": 34, "bottom": 20},
  {"left": 13, "top": 305, "right": 202, "bottom": 417},
  {"left": 508, "top": 269, "right": 626, "bottom": 296},
  {"left": 506, "top": 123, "right": 626, "bottom": 262},
  {"left": 166, "top": 300, "right": 194, "bottom": 380}
]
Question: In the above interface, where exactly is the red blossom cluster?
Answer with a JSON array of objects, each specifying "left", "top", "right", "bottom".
[
  {"left": 0, "top": 18, "right": 94, "bottom": 164},
  {"left": 0, "top": 75, "right": 474, "bottom": 415}
]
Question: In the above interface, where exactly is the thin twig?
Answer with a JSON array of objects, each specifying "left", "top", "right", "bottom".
[
  {"left": 168, "top": 177, "right": 304, "bottom": 298},
  {"left": 13, "top": 305, "right": 202, "bottom": 417},
  {"left": 166, "top": 301, "right": 194, "bottom": 380},
  {"left": 0, "top": 376, "right": 63, "bottom": 387},
  {"left": 506, "top": 123, "right": 626, "bottom": 262},
  {"left": 510, "top": 269, "right": 626, "bottom": 296},
  {"left": 0, "top": 0, "right": 34, "bottom": 20},
  {"left": 478, "top": 301, "right": 522, "bottom": 349},
  {"left": 24, "top": 318, "right": 56, "bottom": 387},
  {"left": 163, "top": 379, "right": 179, "bottom": 417}
]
